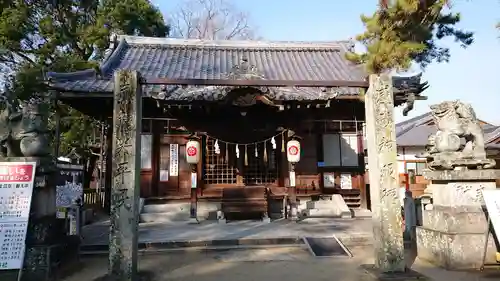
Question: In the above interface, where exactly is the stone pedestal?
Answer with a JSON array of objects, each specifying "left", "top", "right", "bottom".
[{"left": 416, "top": 169, "right": 500, "bottom": 270}]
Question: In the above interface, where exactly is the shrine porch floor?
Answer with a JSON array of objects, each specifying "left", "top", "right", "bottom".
[{"left": 80, "top": 217, "right": 374, "bottom": 253}]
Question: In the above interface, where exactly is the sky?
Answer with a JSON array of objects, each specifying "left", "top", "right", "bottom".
[{"left": 153, "top": 0, "right": 500, "bottom": 123}]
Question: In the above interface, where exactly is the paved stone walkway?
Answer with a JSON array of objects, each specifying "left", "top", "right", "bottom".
[
  {"left": 62, "top": 245, "right": 500, "bottom": 281},
  {"left": 82, "top": 218, "right": 373, "bottom": 246},
  {"left": 64, "top": 246, "right": 377, "bottom": 281}
]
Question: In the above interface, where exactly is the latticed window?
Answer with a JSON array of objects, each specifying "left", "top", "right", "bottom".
[
  {"left": 204, "top": 138, "right": 238, "bottom": 185},
  {"left": 203, "top": 136, "right": 281, "bottom": 186},
  {"left": 241, "top": 142, "right": 279, "bottom": 185}
]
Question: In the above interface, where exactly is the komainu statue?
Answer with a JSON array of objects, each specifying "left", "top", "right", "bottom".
[
  {"left": 0, "top": 94, "right": 51, "bottom": 158},
  {"left": 420, "top": 100, "right": 496, "bottom": 170}
]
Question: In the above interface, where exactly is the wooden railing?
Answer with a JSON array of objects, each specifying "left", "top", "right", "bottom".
[{"left": 83, "top": 188, "right": 106, "bottom": 209}]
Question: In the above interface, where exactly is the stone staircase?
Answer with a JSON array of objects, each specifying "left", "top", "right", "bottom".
[
  {"left": 337, "top": 189, "right": 362, "bottom": 209},
  {"left": 298, "top": 194, "right": 353, "bottom": 219},
  {"left": 140, "top": 201, "right": 220, "bottom": 223}
]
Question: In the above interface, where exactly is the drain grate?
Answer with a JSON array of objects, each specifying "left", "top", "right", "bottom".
[{"left": 304, "top": 237, "right": 351, "bottom": 257}]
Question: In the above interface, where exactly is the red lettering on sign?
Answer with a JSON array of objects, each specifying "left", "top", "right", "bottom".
[
  {"left": 187, "top": 146, "right": 197, "bottom": 157},
  {"left": 0, "top": 164, "right": 34, "bottom": 182}
]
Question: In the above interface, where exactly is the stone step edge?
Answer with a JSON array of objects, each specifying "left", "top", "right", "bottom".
[
  {"left": 81, "top": 237, "right": 305, "bottom": 253},
  {"left": 80, "top": 235, "right": 373, "bottom": 254},
  {"left": 81, "top": 243, "right": 305, "bottom": 256}
]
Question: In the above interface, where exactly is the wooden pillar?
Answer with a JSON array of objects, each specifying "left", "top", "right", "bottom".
[
  {"left": 53, "top": 92, "right": 61, "bottom": 158},
  {"left": 109, "top": 70, "right": 142, "bottom": 280},
  {"left": 288, "top": 162, "right": 297, "bottom": 220},
  {"left": 287, "top": 132, "right": 299, "bottom": 221},
  {"left": 364, "top": 74, "right": 405, "bottom": 272},
  {"left": 190, "top": 163, "right": 198, "bottom": 222},
  {"left": 151, "top": 120, "right": 161, "bottom": 197},
  {"left": 357, "top": 129, "right": 367, "bottom": 208},
  {"left": 104, "top": 121, "right": 113, "bottom": 213}
]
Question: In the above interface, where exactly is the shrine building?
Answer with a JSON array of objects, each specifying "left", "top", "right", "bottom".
[{"left": 47, "top": 35, "right": 425, "bottom": 221}]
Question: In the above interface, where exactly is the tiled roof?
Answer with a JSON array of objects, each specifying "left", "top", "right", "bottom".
[
  {"left": 395, "top": 112, "right": 432, "bottom": 138},
  {"left": 395, "top": 112, "right": 500, "bottom": 149},
  {"left": 47, "top": 35, "right": 366, "bottom": 99}
]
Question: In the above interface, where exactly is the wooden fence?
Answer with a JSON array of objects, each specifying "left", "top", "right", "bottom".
[{"left": 83, "top": 188, "right": 106, "bottom": 209}]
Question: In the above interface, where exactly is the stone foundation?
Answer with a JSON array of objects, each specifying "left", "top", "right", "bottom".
[
  {"left": 416, "top": 226, "right": 497, "bottom": 269},
  {"left": 416, "top": 169, "right": 500, "bottom": 270}
]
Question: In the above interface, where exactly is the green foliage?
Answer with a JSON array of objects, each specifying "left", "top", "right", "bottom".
[
  {"left": 347, "top": 0, "right": 473, "bottom": 74},
  {"left": 0, "top": 0, "right": 168, "bottom": 158},
  {"left": 100, "top": 0, "right": 169, "bottom": 37}
]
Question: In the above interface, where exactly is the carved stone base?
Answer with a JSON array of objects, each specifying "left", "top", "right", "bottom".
[
  {"left": 22, "top": 216, "right": 79, "bottom": 281},
  {"left": 423, "top": 169, "right": 500, "bottom": 181},
  {"left": 421, "top": 205, "right": 488, "bottom": 233},
  {"left": 421, "top": 169, "right": 500, "bottom": 211},
  {"left": 417, "top": 169, "right": 500, "bottom": 270},
  {"left": 416, "top": 226, "right": 497, "bottom": 270},
  {"left": 427, "top": 158, "right": 496, "bottom": 170},
  {"left": 417, "top": 205, "right": 498, "bottom": 270}
]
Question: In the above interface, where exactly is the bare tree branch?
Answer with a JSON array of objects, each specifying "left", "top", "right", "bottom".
[{"left": 169, "top": 0, "right": 258, "bottom": 40}]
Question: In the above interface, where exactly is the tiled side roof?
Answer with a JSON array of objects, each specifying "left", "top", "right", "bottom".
[
  {"left": 47, "top": 36, "right": 366, "bottom": 98},
  {"left": 395, "top": 112, "right": 432, "bottom": 138},
  {"left": 396, "top": 112, "right": 500, "bottom": 149}
]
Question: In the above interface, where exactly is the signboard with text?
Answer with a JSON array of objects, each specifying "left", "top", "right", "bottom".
[
  {"left": 0, "top": 162, "right": 37, "bottom": 270},
  {"left": 56, "top": 163, "right": 84, "bottom": 208},
  {"left": 169, "top": 144, "right": 179, "bottom": 177},
  {"left": 482, "top": 189, "right": 500, "bottom": 247}
]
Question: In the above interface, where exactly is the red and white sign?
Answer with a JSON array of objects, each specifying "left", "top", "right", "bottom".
[
  {"left": 0, "top": 164, "right": 34, "bottom": 182},
  {"left": 187, "top": 146, "right": 197, "bottom": 157},
  {"left": 0, "top": 162, "right": 37, "bottom": 270},
  {"left": 286, "top": 140, "right": 301, "bottom": 163},
  {"left": 186, "top": 140, "right": 200, "bottom": 164}
]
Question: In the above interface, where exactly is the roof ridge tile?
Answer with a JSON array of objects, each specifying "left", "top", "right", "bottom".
[{"left": 117, "top": 35, "right": 350, "bottom": 50}]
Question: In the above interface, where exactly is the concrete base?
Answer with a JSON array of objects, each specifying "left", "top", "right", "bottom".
[{"left": 416, "top": 226, "right": 497, "bottom": 270}]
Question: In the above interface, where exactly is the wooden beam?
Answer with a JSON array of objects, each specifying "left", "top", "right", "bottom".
[{"left": 144, "top": 78, "right": 369, "bottom": 88}]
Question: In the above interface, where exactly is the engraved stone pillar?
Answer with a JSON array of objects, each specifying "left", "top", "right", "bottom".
[
  {"left": 364, "top": 74, "right": 405, "bottom": 272},
  {"left": 109, "top": 70, "right": 142, "bottom": 280}
]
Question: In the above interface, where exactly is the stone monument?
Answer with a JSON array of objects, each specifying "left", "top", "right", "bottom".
[
  {"left": 362, "top": 73, "right": 429, "bottom": 279},
  {"left": 108, "top": 70, "right": 142, "bottom": 281},
  {"left": 364, "top": 74, "right": 405, "bottom": 273},
  {"left": 416, "top": 100, "right": 500, "bottom": 270}
]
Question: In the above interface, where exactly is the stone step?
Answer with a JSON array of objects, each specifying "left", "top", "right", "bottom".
[
  {"left": 142, "top": 202, "right": 219, "bottom": 214},
  {"left": 301, "top": 194, "right": 352, "bottom": 219},
  {"left": 140, "top": 212, "right": 191, "bottom": 223},
  {"left": 306, "top": 200, "right": 338, "bottom": 209},
  {"left": 301, "top": 208, "right": 351, "bottom": 218},
  {"left": 140, "top": 209, "right": 219, "bottom": 223},
  {"left": 352, "top": 208, "right": 372, "bottom": 218}
]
